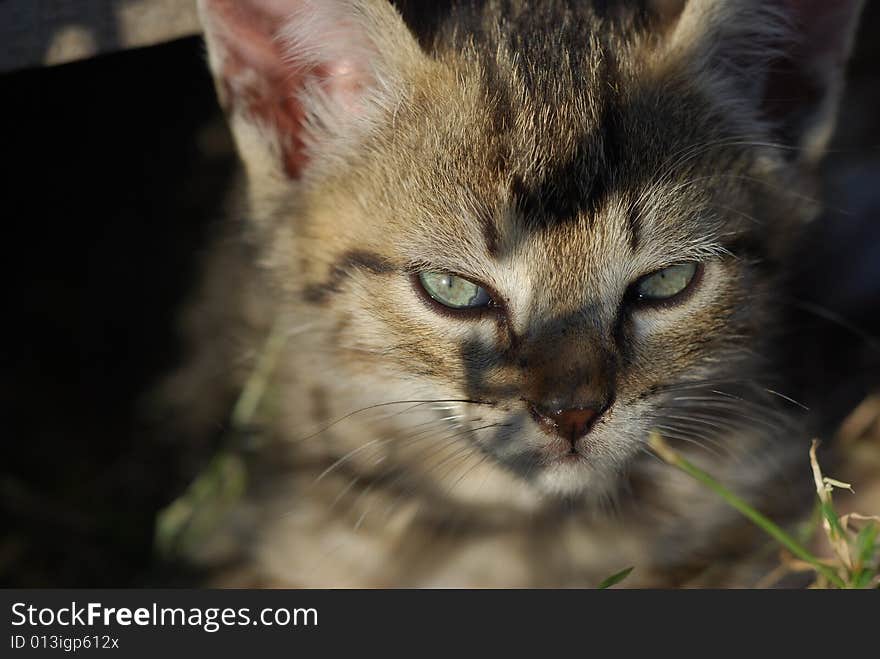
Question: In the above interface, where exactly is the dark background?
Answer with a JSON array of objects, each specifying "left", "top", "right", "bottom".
[
  {"left": 2, "top": 36, "right": 238, "bottom": 587},
  {"left": 3, "top": 6, "right": 880, "bottom": 587}
]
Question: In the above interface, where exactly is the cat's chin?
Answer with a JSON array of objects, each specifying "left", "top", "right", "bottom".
[{"left": 530, "top": 457, "right": 620, "bottom": 500}]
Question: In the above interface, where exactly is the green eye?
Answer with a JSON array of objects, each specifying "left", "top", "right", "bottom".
[
  {"left": 635, "top": 263, "right": 699, "bottom": 302},
  {"left": 418, "top": 271, "right": 492, "bottom": 310}
]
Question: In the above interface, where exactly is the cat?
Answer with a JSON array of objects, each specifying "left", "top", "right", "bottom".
[{"left": 159, "top": 0, "right": 865, "bottom": 587}]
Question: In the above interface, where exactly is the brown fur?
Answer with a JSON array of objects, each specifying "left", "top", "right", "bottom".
[{"left": 160, "top": 0, "right": 864, "bottom": 586}]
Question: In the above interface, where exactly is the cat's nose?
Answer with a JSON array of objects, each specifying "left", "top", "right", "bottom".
[{"left": 529, "top": 404, "right": 603, "bottom": 443}]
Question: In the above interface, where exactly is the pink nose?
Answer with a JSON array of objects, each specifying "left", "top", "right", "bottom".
[{"left": 530, "top": 405, "right": 601, "bottom": 443}]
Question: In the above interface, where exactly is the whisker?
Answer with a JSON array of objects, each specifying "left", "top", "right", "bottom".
[
  {"left": 762, "top": 388, "right": 810, "bottom": 411},
  {"left": 651, "top": 424, "right": 726, "bottom": 459},
  {"left": 446, "top": 450, "right": 493, "bottom": 495},
  {"left": 352, "top": 481, "right": 378, "bottom": 531},
  {"left": 329, "top": 475, "right": 361, "bottom": 511},
  {"left": 315, "top": 437, "right": 386, "bottom": 483},
  {"left": 657, "top": 403, "right": 790, "bottom": 434},
  {"left": 377, "top": 423, "right": 507, "bottom": 522},
  {"left": 656, "top": 412, "right": 739, "bottom": 434},
  {"left": 294, "top": 397, "right": 489, "bottom": 444}
]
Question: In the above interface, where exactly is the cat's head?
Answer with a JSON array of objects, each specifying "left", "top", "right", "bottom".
[{"left": 198, "top": 0, "right": 862, "bottom": 500}]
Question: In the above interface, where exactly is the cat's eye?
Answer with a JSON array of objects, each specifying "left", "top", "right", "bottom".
[
  {"left": 633, "top": 263, "right": 700, "bottom": 304},
  {"left": 417, "top": 272, "right": 492, "bottom": 310}
]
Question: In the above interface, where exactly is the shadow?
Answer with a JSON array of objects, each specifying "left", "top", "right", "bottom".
[{"left": 0, "top": 36, "right": 237, "bottom": 587}]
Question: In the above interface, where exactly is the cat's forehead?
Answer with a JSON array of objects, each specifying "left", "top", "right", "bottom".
[
  {"left": 394, "top": 39, "right": 734, "bottom": 282},
  {"left": 317, "top": 0, "right": 758, "bottom": 309}
]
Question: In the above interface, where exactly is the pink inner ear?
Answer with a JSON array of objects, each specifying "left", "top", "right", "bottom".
[
  {"left": 206, "top": 0, "right": 310, "bottom": 178},
  {"left": 222, "top": 55, "right": 310, "bottom": 180}
]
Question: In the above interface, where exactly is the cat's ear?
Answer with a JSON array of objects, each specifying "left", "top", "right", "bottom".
[
  {"left": 198, "top": 0, "right": 421, "bottom": 183},
  {"left": 653, "top": 0, "right": 864, "bottom": 165}
]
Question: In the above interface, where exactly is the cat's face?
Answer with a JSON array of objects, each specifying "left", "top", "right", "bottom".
[
  {"left": 199, "top": 0, "right": 862, "bottom": 499},
  {"left": 284, "top": 51, "right": 782, "bottom": 498}
]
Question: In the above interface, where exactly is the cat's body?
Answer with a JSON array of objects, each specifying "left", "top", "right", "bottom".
[{"left": 161, "top": 0, "right": 864, "bottom": 587}]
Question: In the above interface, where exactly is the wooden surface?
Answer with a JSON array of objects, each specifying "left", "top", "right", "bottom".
[{"left": 1, "top": 0, "right": 202, "bottom": 73}]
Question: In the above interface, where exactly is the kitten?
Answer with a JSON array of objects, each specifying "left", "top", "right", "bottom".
[{"left": 162, "top": 0, "right": 864, "bottom": 587}]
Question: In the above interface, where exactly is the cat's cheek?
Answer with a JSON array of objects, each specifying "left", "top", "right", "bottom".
[{"left": 407, "top": 296, "right": 505, "bottom": 349}]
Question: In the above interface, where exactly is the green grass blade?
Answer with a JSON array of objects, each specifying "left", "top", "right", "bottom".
[
  {"left": 598, "top": 566, "right": 634, "bottom": 589},
  {"left": 851, "top": 569, "right": 876, "bottom": 589},
  {"left": 856, "top": 522, "right": 877, "bottom": 565},
  {"left": 820, "top": 501, "right": 846, "bottom": 539},
  {"left": 649, "top": 433, "right": 846, "bottom": 588}
]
